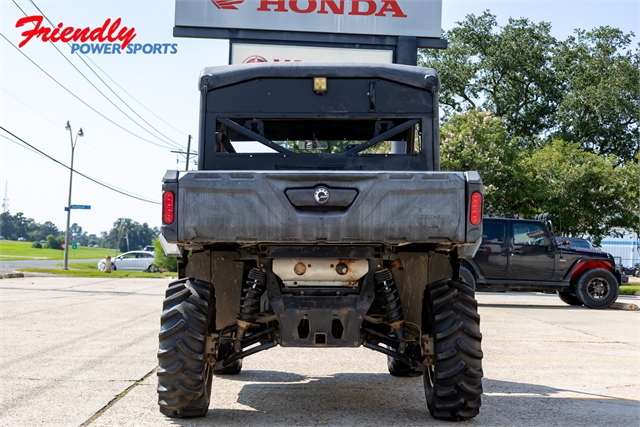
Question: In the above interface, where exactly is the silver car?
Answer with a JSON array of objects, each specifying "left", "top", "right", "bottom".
[{"left": 98, "top": 251, "right": 158, "bottom": 271}]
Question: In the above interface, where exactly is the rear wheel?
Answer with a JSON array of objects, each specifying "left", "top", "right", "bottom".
[
  {"left": 157, "top": 278, "right": 215, "bottom": 418},
  {"left": 459, "top": 266, "right": 476, "bottom": 290},
  {"left": 575, "top": 268, "right": 619, "bottom": 309},
  {"left": 424, "top": 280, "right": 483, "bottom": 421},
  {"left": 557, "top": 290, "right": 582, "bottom": 306}
]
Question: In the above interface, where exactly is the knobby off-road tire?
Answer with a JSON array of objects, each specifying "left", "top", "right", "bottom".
[
  {"left": 157, "top": 278, "right": 215, "bottom": 418},
  {"left": 459, "top": 267, "right": 476, "bottom": 290},
  {"left": 557, "top": 290, "right": 582, "bottom": 306},
  {"left": 424, "top": 280, "right": 483, "bottom": 421},
  {"left": 575, "top": 268, "right": 619, "bottom": 309}
]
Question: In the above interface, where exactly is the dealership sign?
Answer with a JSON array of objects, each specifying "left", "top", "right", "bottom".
[
  {"left": 175, "top": 0, "right": 443, "bottom": 38},
  {"left": 231, "top": 43, "right": 393, "bottom": 64}
]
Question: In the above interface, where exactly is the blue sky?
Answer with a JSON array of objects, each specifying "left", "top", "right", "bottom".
[{"left": 1, "top": 0, "right": 638, "bottom": 237}]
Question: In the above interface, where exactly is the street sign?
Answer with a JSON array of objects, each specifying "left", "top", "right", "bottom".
[
  {"left": 71, "top": 242, "right": 78, "bottom": 250},
  {"left": 70, "top": 205, "right": 91, "bottom": 210}
]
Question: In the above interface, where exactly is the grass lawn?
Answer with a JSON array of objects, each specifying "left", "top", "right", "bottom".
[
  {"left": 20, "top": 262, "right": 176, "bottom": 278},
  {"left": 0, "top": 240, "right": 118, "bottom": 260},
  {"left": 620, "top": 286, "right": 640, "bottom": 296}
]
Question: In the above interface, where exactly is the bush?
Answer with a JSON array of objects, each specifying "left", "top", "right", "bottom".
[
  {"left": 31, "top": 241, "right": 42, "bottom": 248},
  {"left": 46, "top": 234, "right": 64, "bottom": 250},
  {"left": 152, "top": 237, "right": 178, "bottom": 272}
]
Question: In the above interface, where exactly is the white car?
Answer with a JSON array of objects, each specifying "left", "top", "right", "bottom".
[{"left": 98, "top": 251, "right": 158, "bottom": 271}]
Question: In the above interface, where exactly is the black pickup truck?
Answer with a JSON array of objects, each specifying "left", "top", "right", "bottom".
[{"left": 460, "top": 215, "right": 627, "bottom": 309}]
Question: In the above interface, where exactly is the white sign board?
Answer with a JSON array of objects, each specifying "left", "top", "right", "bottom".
[
  {"left": 175, "top": 0, "right": 443, "bottom": 39},
  {"left": 231, "top": 43, "right": 393, "bottom": 64}
]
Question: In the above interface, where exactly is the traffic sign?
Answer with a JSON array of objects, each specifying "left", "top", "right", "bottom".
[
  {"left": 70, "top": 205, "right": 91, "bottom": 210},
  {"left": 71, "top": 242, "right": 78, "bottom": 250}
]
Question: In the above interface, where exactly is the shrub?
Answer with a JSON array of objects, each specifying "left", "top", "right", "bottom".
[
  {"left": 31, "top": 241, "right": 42, "bottom": 248},
  {"left": 152, "top": 237, "right": 177, "bottom": 272},
  {"left": 46, "top": 234, "right": 64, "bottom": 250}
]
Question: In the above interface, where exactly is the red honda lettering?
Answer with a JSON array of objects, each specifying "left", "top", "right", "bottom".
[
  {"left": 375, "top": 0, "right": 407, "bottom": 17},
  {"left": 318, "top": 0, "right": 345, "bottom": 14},
  {"left": 290, "top": 0, "right": 317, "bottom": 13},
  {"left": 257, "top": 0, "right": 288, "bottom": 11},
  {"left": 349, "top": 0, "right": 376, "bottom": 15}
]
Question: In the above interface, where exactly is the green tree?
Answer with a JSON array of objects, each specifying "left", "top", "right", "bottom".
[
  {"left": 420, "top": 11, "right": 561, "bottom": 140},
  {"left": 29, "top": 221, "right": 60, "bottom": 242},
  {"left": 103, "top": 218, "right": 159, "bottom": 253},
  {"left": 553, "top": 27, "right": 640, "bottom": 162},
  {"left": 523, "top": 141, "right": 639, "bottom": 242},
  {"left": 439, "top": 110, "right": 533, "bottom": 216}
]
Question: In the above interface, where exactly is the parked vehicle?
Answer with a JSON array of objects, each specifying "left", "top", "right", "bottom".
[
  {"left": 460, "top": 214, "right": 627, "bottom": 309},
  {"left": 17, "top": 237, "right": 26, "bottom": 241},
  {"left": 98, "top": 251, "right": 157, "bottom": 271},
  {"left": 556, "top": 237, "right": 595, "bottom": 250},
  {"left": 157, "top": 63, "right": 484, "bottom": 421},
  {"left": 143, "top": 245, "right": 155, "bottom": 252}
]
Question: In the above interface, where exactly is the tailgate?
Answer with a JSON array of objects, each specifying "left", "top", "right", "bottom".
[{"left": 162, "top": 170, "right": 482, "bottom": 245}]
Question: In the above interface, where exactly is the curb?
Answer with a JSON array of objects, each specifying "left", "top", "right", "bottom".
[
  {"left": 2, "top": 272, "right": 25, "bottom": 279},
  {"left": 610, "top": 302, "right": 639, "bottom": 311}
]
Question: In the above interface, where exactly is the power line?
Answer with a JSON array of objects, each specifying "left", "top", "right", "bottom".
[
  {"left": 0, "top": 33, "right": 177, "bottom": 151},
  {"left": 22, "top": 0, "right": 185, "bottom": 149},
  {"left": 12, "top": 0, "right": 185, "bottom": 150},
  {"left": 1, "top": 85, "right": 159, "bottom": 178},
  {"left": 0, "top": 126, "right": 160, "bottom": 205},
  {"left": 85, "top": 54, "right": 192, "bottom": 140}
]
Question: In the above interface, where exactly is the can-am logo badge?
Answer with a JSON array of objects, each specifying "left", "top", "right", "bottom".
[
  {"left": 314, "top": 187, "right": 330, "bottom": 204},
  {"left": 214, "top": 0, "right": 408, "bottom": 17}
]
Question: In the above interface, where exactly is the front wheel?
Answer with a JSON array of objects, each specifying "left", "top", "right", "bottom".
[
  {"left": 575, "top": 268, "right": 619, "bottom": 309},
  {"left": 157, "top": 278, "right": 215, "bottom": 418},
  {"left": 424, "top": 280, "right": 483, "bottom": 420}
]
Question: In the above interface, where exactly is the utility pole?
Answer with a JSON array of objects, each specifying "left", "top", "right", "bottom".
[
  {"left": 185, "top": 135, "right": 192, "bottom": 170},
  {"left": 63, "top": 121, "right": 83, "bottom": 270},
  {"left": 1, "top": 180, "right": 8, "bottom": 213}
]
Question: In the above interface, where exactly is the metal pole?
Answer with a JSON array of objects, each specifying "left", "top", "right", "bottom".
[
  {"left": 63, "top": 123, "right": 82, "bottom": 270},
  {"left": 63, "top": 125, "right": 75, "bottom": 270},
  {"left": 185, "top": 135, "right": 192, "bottom": 170}
]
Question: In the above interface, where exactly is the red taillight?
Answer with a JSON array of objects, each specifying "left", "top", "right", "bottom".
[
  {"left": 469, "top": 192, "right": 482, "bottom": 226},
  {"left": 163, "top": 191, "right": 174, "bottom": 224}
]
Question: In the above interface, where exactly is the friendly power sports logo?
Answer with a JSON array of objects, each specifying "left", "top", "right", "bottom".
[{"left": 15, "top": 15, "right": 177, "bottom": 55}]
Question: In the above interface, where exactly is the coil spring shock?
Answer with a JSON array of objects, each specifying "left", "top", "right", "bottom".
[
  {"left": 238, "top": 268, "right": 267, "bottom": 324},
  {"left": 233, "top": 267, "right": 267, "bottom": 353},
  {"left": 374, "top": 268, "right": 407, "bottom": 353}
]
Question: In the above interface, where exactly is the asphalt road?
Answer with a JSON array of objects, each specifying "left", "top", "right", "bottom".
[
  {"left": 0, "top": 259, "right": 102, "bottom": 271},
  {"left": 1, "top": 277, "right": 638, "bottom": 427}
]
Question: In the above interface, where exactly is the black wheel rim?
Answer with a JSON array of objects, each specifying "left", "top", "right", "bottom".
[
  {"left": 586, "top": 277, "right": 610, "bottom": 300},
  {"left": 424, "top": 364, "right": 435, "bottom": 402}
]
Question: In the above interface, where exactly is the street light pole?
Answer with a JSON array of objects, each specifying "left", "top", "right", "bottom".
[{"left": 63, "top": 121, "right": 83, "bottom": 270}]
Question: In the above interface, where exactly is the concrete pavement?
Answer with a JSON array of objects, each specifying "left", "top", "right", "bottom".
[{"left": 1, "top": 277, "right": 638, "bottom": 426}]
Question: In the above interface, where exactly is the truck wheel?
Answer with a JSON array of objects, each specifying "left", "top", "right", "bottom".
[
  {"left": 424, "top": 280, "right": 483, "bottom": 421},
  {"left": 575, "top": 268, "right": 619, "bottom": 309},
  {"left": 157, "top": 278, "right": 214, "bottom": 418},
  {"left": 557, "top": 290, "right": 582, "bottom": 306},
  {"left": 459, "top": 267, "right": 476, "bottom": 290}
]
